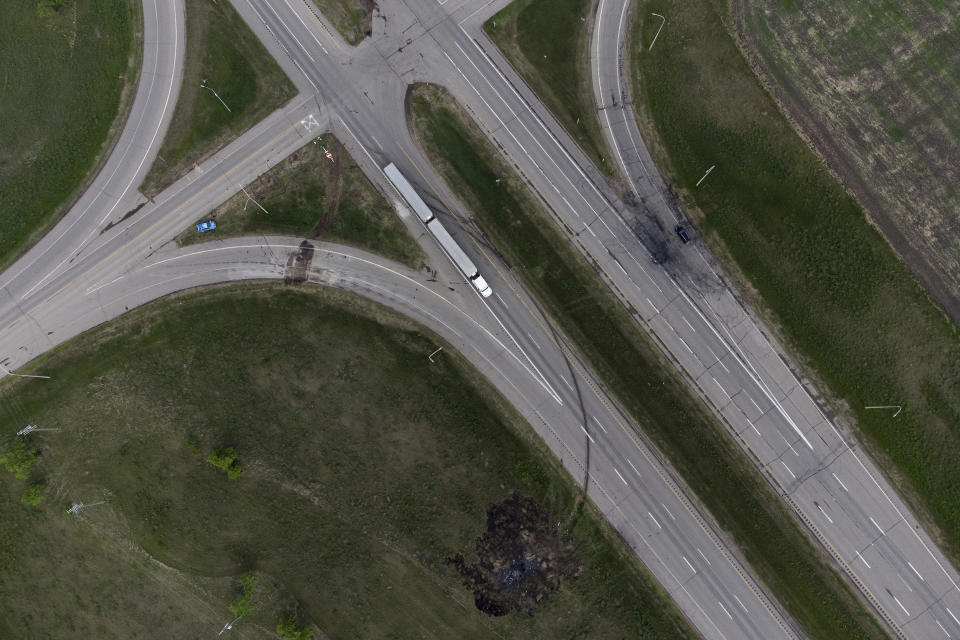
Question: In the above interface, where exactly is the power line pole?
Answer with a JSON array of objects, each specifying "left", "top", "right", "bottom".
[
  {"left": 0, "top": 363, "right": 51, "bottom": 380},
  {"left": 17, "top": 424, "right": 59, "bottom": 436},
  {"left": 67, "top": 500, "right": 107, "bottom": 516},
  {"left": 218, "top": 615, "right": 242, "bottom": 636},
  {"left": 200, "top": 81, "right": 232, "bottom": 113}
]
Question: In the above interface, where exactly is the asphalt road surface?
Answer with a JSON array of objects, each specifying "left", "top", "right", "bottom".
[
  {"left": 2, "top": 0, "right": 959, "bottom": 638},
  {"left": 590, "top": 2, "right": 960, "bottom": 638}
]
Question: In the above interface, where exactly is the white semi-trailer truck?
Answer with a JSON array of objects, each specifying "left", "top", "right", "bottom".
[{"left": 383, "top": 163, "right": 492, "bottom": 298}]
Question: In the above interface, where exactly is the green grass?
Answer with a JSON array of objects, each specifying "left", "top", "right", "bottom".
[
  {"left": 140, "top": 0, "right": 297, "bottom": 196},
  {"left": 630, "top": 0, "right": 960, "bottom": 568},
  {"left": 180, "top": 135, "right": 424, "bottom": 268},
  {"left": 408, "top": 82, "right": 889, "bottom": 640},
  {"left": 0, "top": 0, "right": 138, "bottom": 270},
  {"left": 736, "top": 0, "right": 960, "bottom": 308},
  {"left": 0, "top": 284, "right": 694, "bottom": 639},
  {"left": 484, "top": 0, "right": 614, "bottom": 175},
  {"left": 308, "top": 0, "right": 373, "bottom": 45}
]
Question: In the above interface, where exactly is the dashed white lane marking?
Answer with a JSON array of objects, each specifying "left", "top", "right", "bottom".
[
  {"left": 646, "top": 297, "right": 658, "bottom": 313},
  {"left": 897, "top": 572, "right": 914, "bottom": 593},
  {"left": 626, "top": 458, "right": 641, "bottom": 477},
  {"left": 893, "top": 594, "right": 910, "bottom": 616},
  {"left": 592, "top": 416, "right": 608, "bottom": 433},
  {"left": 681, "top": 314, "right": 696, "bottom": 332},
  {"left": 746, "top": 393, "right": 762, "bottom": 414},
  {"left": 855, "top": 550, "right": 872, "bottom": 569},
  {"left": 661, "top": 503, "right": 677, "bottom": 521},
  {"left": 526, "top": 332, "right": 542, "bottom": 351},
  {"left": 718, "top": 601, "right": 733, "bottom": 620},
  {"left": 947, "top": 607, "right": 960, "bottom": 626},
  {"left": 614, "top": 259, "right": 627, "bottom": 275},
  {"left": 580, "top": 425, "right": 595, "bottom": 444},
  {"left": 780, "top": 460, "right": 796, "bottom": 480},
  {"left": 870, "top": 516, "right": 885, "bottom": 535},
  {"left": 833, "top": 472, "right": 849, "bottom": 492},
  {"left": 647, "top": 511, "right": 662, "bottom": 530},
  {"left": 780, "top": 433, "right": 799, "bottom": 457},
  {"left": 494, "top": 292, "right": 506, "bottom": 305},
  {"left": 908, "top": 561, "right": 925, "bottom": 582},
  {"left": 677, "top": 335, "right": 694, "bottom": 354},
  {"left": 936, "top": 619, "right": 950, "bottom": 637},
  {"left": 733, "top": 594, "right": 749, "bottom": 613},
  {"left": 683, "top": 556, "right": 696, "bottom": 574},
  {"left": 747, "top": 419, "right": 762, "bottom": 437},
  {"left": 816, "top": 503, "right": 834, "bottom": 524},
  {"left": 696, "top": 547, "right": 712, "bottom": 567},
  {"left": 614, "top": 467, "right": 628, "bottom": 485},
  {"left": 707, "top": 346, "right": 730, "bottom": 373},
  {"left": 560, "top": 374, "right": 574, "bottom": 391},
  {"left": 712, "top": 376, "right": 731, "bottom": 401}
]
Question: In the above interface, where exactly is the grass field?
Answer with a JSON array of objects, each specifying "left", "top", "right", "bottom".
[
  {"left": 484, "top": 0, "right": 614, "bottom": 175},
  {"left": 629, "top": 0, "right": 960, "bottom": 570},
  {"left": 735, "top": 0, "right": 960, "bottom": 319},
  {"left": 0, "top": 284, "right": 695, "bottom": 639},
  {"left": 308, "top": 0, "right": 375, "bottom": 45},
  {"left": 180, "top": 135, "right": 423, "bottom": 268},
  {"left": 0, "top": 0, "right": 138, "bottom": 270},
  {"left": 408, "top": 82, "right": 889, "bottom": 640},
  {"left": 140, "top": 0, "right": 296, "bottom": 196}
]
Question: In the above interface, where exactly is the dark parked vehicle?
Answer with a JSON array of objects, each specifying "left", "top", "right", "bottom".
[{"left": 675, "top": 225, "right": 690, "bottom": 243}]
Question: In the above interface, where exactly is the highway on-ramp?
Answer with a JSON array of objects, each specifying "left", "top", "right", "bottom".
[
  {"left": 3, "top": 0, "right": 959, "bottom": 638},
  {"left": 591, "top": 1, "right": 960, "bottom": 638}
]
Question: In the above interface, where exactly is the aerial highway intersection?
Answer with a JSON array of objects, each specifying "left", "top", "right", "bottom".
[{"left": 4, "top": 0, "right": 960, "bottom": 638}]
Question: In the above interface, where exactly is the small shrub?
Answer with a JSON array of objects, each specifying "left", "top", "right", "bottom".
[
  {"left": 207, "top": 446, "right": 243, "bottom": 479},
  {"left": 276, "top": 615, "right": 312, "bottom": 640},
  {"left": 37, "top": 0, "right": 73, "bottom": 18},
  {"left": 229, "top": 572, "right": 258, "bottom": 617},
  {"left": 186, "top": 436, "right": 201, "bottom": 454},
  {"left": 21, "top": 484, "right": 46, "bottom": 507},
  {"left": 0, "top": 439, "right": 39, "bottom": 479}
]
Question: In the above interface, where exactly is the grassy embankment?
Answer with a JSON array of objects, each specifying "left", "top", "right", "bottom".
[
  {"left": 180, "top": 135, "right": 424, "bottom": 268},
  {"left": 484, "top": 0, "right": 614, "bottom": 175},
  {"left": 308, "top": 0, "right": 374, "bottom": 45},
  {"left": 0, "top": 0, "right": 138, "bottom": 270},
  {"left": 140, "top": 0, "right": 297, "bottom": 195},
  {"left": 408, "top": 82, "right": 888, "bottom": 640},
  {"left": 0, "top": 285, "right": 695, "bottom": 639},
  {"left": 737, "top": 0, "right": 960, "bottom": 315},
  {"left": 631, "top": 0, "right": 960, "bottom": 565}
]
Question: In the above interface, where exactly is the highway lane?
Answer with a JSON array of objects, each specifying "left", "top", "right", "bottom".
[
  {"left": 591, "top": 1, "right": 960, "bottom": 638},
  {"left": 8, "top": 0, "right": 954, "bottom": 637},
  {"left": 246, "top": 0, "right": 960, "bottom": 636},
  {"left": 3, "top": 0, "right": 185, "bottom": 302},
  {"left": 217, "top": 2, "right": 801, "bottom": 637},
  {"left": 0, "top": 1, "right": 801, "bottom": 635}
]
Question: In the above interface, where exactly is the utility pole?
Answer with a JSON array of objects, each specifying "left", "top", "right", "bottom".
[
  {"left": 218, "top": 615, "right": 242, "bottom": 636},
  {"left": 0, "top": 363, "right": 51, "bottom": 379},
  {"left": 238, "top": 184, "right": 269, "bottom": 215},
  {"left": 67, "top": 500, "right": 107, "bottom": 516},
  {"left": 200, "top": 81, "right": 232, "bottom": 113},
  {"left": 17, "top": 424, "right": 59, "bottom": 436}
]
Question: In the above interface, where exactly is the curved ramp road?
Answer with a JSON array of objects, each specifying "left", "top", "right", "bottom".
[
  {"left": 0, "top": 0, "right": 800, "bottom": 636},
  {"left": 7, "top": 0, "right": 959, "bottom": 638},
  {"left": 591, "top": 0, "right": 960, "bottom": 638},
  {"left": 4, "top": 0, "right": 185, "bottom": 302}
]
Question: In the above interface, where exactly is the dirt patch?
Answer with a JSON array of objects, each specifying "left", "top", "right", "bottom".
[
  {"left": 446, "top": 493, "right": 580, "bottom": 617},
  {"left": 283, "top": 241, "right": 315, "bottom": 284}
]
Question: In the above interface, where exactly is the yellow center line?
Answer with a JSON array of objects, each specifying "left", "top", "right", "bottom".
[{"left": 0, "top": 119, "right": 306, "bottom": 345}]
